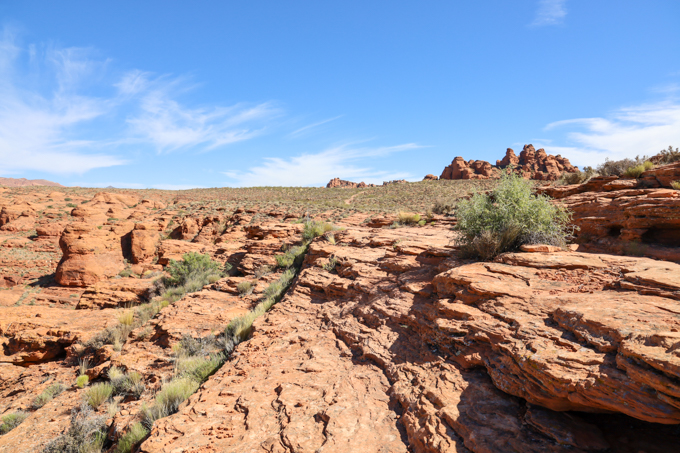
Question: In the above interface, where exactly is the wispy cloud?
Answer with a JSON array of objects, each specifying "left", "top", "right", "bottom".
[
  {"left": 124, "top": 73, "right": 282, "bottom": 152},
  {"left": 0, "top": 31, "right": 125, "bottom": 174},
  {"left": 223, "top": 143, "right": 420, "bottom": 187},
  {"left": 0, "top": 29, "right": 281, "bottom": 175},
  {"left": 542, "top": 100, "right": 680, "bottom": 166},
  {"left": 289, "top": 115, "right": 343, "bottom": 137},
  {"left": 531, "top": 0, "right": 567, "bottom": 27}
]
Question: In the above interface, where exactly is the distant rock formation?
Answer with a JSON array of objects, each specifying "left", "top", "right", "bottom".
[
  {"left": 0, "top": 177, "right": 63, "bottom": 187},
  {"left": 440, "top": 157, "right": 499, "bottom": 180},
  {"left": 438, "top": 144, "right": 578, "bottom": 181},
  {"left": 496, "top": 145, "right": 578, "bottom": 181},
  {"left": 326, "top": 178, "right": 409, "bottom": 188},
  {"left": 326, "top": 178, "right": 373, "bottom": 188},
  {"left": 423, "top": 174, "right": 438, "bottom": 181}
]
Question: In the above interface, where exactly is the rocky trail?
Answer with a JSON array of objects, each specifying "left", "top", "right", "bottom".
[{"left": 0, "top": 165, "right": 679, "bottom": 452}]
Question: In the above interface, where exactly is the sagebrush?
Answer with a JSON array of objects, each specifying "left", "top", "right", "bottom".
[{"left": 455, "top": 170, "right": 572, "bottom": 260}]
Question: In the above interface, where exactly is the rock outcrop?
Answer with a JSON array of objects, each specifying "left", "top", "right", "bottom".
[
  {"left": 439, "top": 144, "right": 578, "bottom": 181},
  {"left": 1, "top": 182, "right": 679, "bottom": 453},
  {"left": 440, "top": 156, "right": 498, "bottom": 180},
  {"left": 326, "top": 178, "right": 374, "bottom": 188},
  {"left": 539, "top": 162, "right": 680, "bottom": 260},
  {"left": 497, "top": 145, "right": 578, "bottom": 180}
]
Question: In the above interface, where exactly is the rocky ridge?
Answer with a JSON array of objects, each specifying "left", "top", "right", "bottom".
[
  {"left": 439, "top": 144, "right": 578, "bottom": 181},
  {"left": 0, "top": 181, "right": 678, "bottom": 452}
]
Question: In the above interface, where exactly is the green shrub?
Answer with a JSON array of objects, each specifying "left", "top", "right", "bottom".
[
  {"left": 671, "top": 181, "right": 680, "bottom": 190},
  {"left": 86, "top": 383, "right": 113, "bottom": 409},
  {"left": 455, "top": 170, "right": 572, "bottom": 260},
  {"left": 42, "top": 403, "right": 106, "bottom": 453},
  {"left": 114, "top": 422, "right": 148, "bottom": 453},
  {"left": 164, "top": 253, "right": 223, "bottom": 289},
  {"left": 175, "top": 354, "right": 224, "bottom": 382},
  {"left": 237, "top": 281, "right": 254, "bottom": 296},
  {"left": 302, "top": 220, "right": 335, "bottom": 241},
  {"left": 32, "top": 382, "right": 65, "bottom": 409},
  {"left": 76, "top": 375, "right": 89, "bottom": 389},
  {"left": 141, "top": 378, "right": 199, "bottom": 429},
  {"left": 275, "top": 245, "right": 306, "bottom": 269},
  {"left": 0, "top": 411, "right": 28, "bottom": 435},
  {"left": 624, "top": 161, "right": 654, "bottom": 178}
]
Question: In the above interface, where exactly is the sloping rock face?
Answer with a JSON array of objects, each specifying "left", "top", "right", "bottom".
[
  {"left": 139, "top": 228, "right": 680, "bottom": 453},
  {"left": 497, "top": 145, "right": 578, "bottom": 180},
  {"left": 439, "top": 144, "right": 577, "bottom": 181}
]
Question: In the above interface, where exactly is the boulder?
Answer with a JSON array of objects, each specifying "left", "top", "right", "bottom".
[{"left": 54, "top": 223, "right": 129, "bottom": 286}]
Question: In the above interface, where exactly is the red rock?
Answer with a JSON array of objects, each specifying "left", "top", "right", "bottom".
[
  {"left": 520, "top": 244, "right": 564, "bottom": 253},
  {"left": 423, "top": 174, "right": 438, "bottom": 181},
  {"left": 131, "top": 224, "right": 161, "bottom": 264},
  {"left": 54, "top": 223, "right": 128, "bottom": 286}
]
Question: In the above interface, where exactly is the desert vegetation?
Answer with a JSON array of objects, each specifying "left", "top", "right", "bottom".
[{"left": 455, "top": 170, "right": 572, "bottom": 260}]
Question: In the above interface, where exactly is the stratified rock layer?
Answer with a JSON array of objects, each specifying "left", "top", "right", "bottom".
[{"left": 140, "top": 226, "right": 680, "bottom": 453}]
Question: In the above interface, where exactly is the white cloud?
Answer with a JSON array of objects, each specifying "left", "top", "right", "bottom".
[
  {"left": 542, "top": 101, "right": 680, "bottom": 166},
  {"left": 0, "top": 29, "right": 281, "bottom": 175},
  {"left": 531, "top": 0, "right": 567, "bottom": 27},
  {"left": 124, "top": 73, "right": 282, "bottom": 152},
  {"left": 289, "top": 115, "right": 343, "bottom": 137},
  {"left": 224, "top": 143, "right": 420, "bottom": 187},
  {"left": 0, "top": 33, "right": 126, "bottom": 174}
]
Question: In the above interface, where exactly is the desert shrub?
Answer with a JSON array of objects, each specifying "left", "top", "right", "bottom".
[
  {"left": 141, "top": 378, "right": 199, "bottom": 429},
  {"left": 397, "top": 212, "right": 421, "bottom": 225},
  {"left": 275, "top": 245, "right": 306, "bottom": 269},
  {"left": 596, "top": 157, "right": 642, "bottom": 176},
  {"left": 76, "top": 375, "right": 89, "bottom": 389},
  {"left": 118, "top": 310, "right": 134, "bottom": 326},
  {"left": 455, "top": 170, "right": 572, "bottom": 260},
  {"left": 624, "top": 160, "right": 654, "bottom": 178},
  {"left": 236, "top": 280, "right": 254, "bottom": 296},
  {"left": 114, "top": 422, "right": 148, "bottom": 453},
  {"left": 33, "top": 382, "right": 65, "bottom": 409},
  {"left": 431, "top": 199, "right": 454, "bottom": 215},
  {"left": 671, "top": 181, "right": 680, "bottom": 190},
  {"left": 302, "top": 220, "right": 335, "bottom": 241},
  {"left": 42, "top": 403, "right": 106, "bottom": 453},
  {"left": 323, "top": 256, "right": 338, "bottom": 272},
  {"left": 254, "top": 265, "right": 273, "bottom": 279},
  {"left": 164, "top": 253, "right": 223, "bottom": 289},
  {"left": 557, "top": 167, "right": 598, "bottom": 185},
  {"left": 107, "top": 367, "right": 145, "bottom": 398},
  {"left": 654, "top": 146, "right": 680, "bottom": 164},
  {"left": 118, "top": 268, "right": 133, "bottom": 278},
  {"left": 0, "top": 411, "right": 28, "bottom": 435},
  {"left": 175, "top": 354, "right": 224, "bottom": 382},
  {"left": 86, "top": 383, "right": 113, "bottom": 409}
]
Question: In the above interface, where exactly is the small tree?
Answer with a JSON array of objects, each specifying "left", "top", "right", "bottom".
[{"left": 454, "top": 170, "right": 572, "bottom": 260}]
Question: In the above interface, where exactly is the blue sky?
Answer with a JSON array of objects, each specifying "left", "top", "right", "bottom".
[{"left": 1, "top": 1, "right": 679, "bottom": 188}]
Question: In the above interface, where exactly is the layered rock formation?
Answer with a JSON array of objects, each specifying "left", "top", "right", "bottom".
[
  {"left": 0, "top": 182, "right": 679, "bottom": 452},
  {"left": 540, "top": 161, "right": 680, "bottom": 260},
  {"left": 439, "top": 144, "right": 578, "bottom": 181}
]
